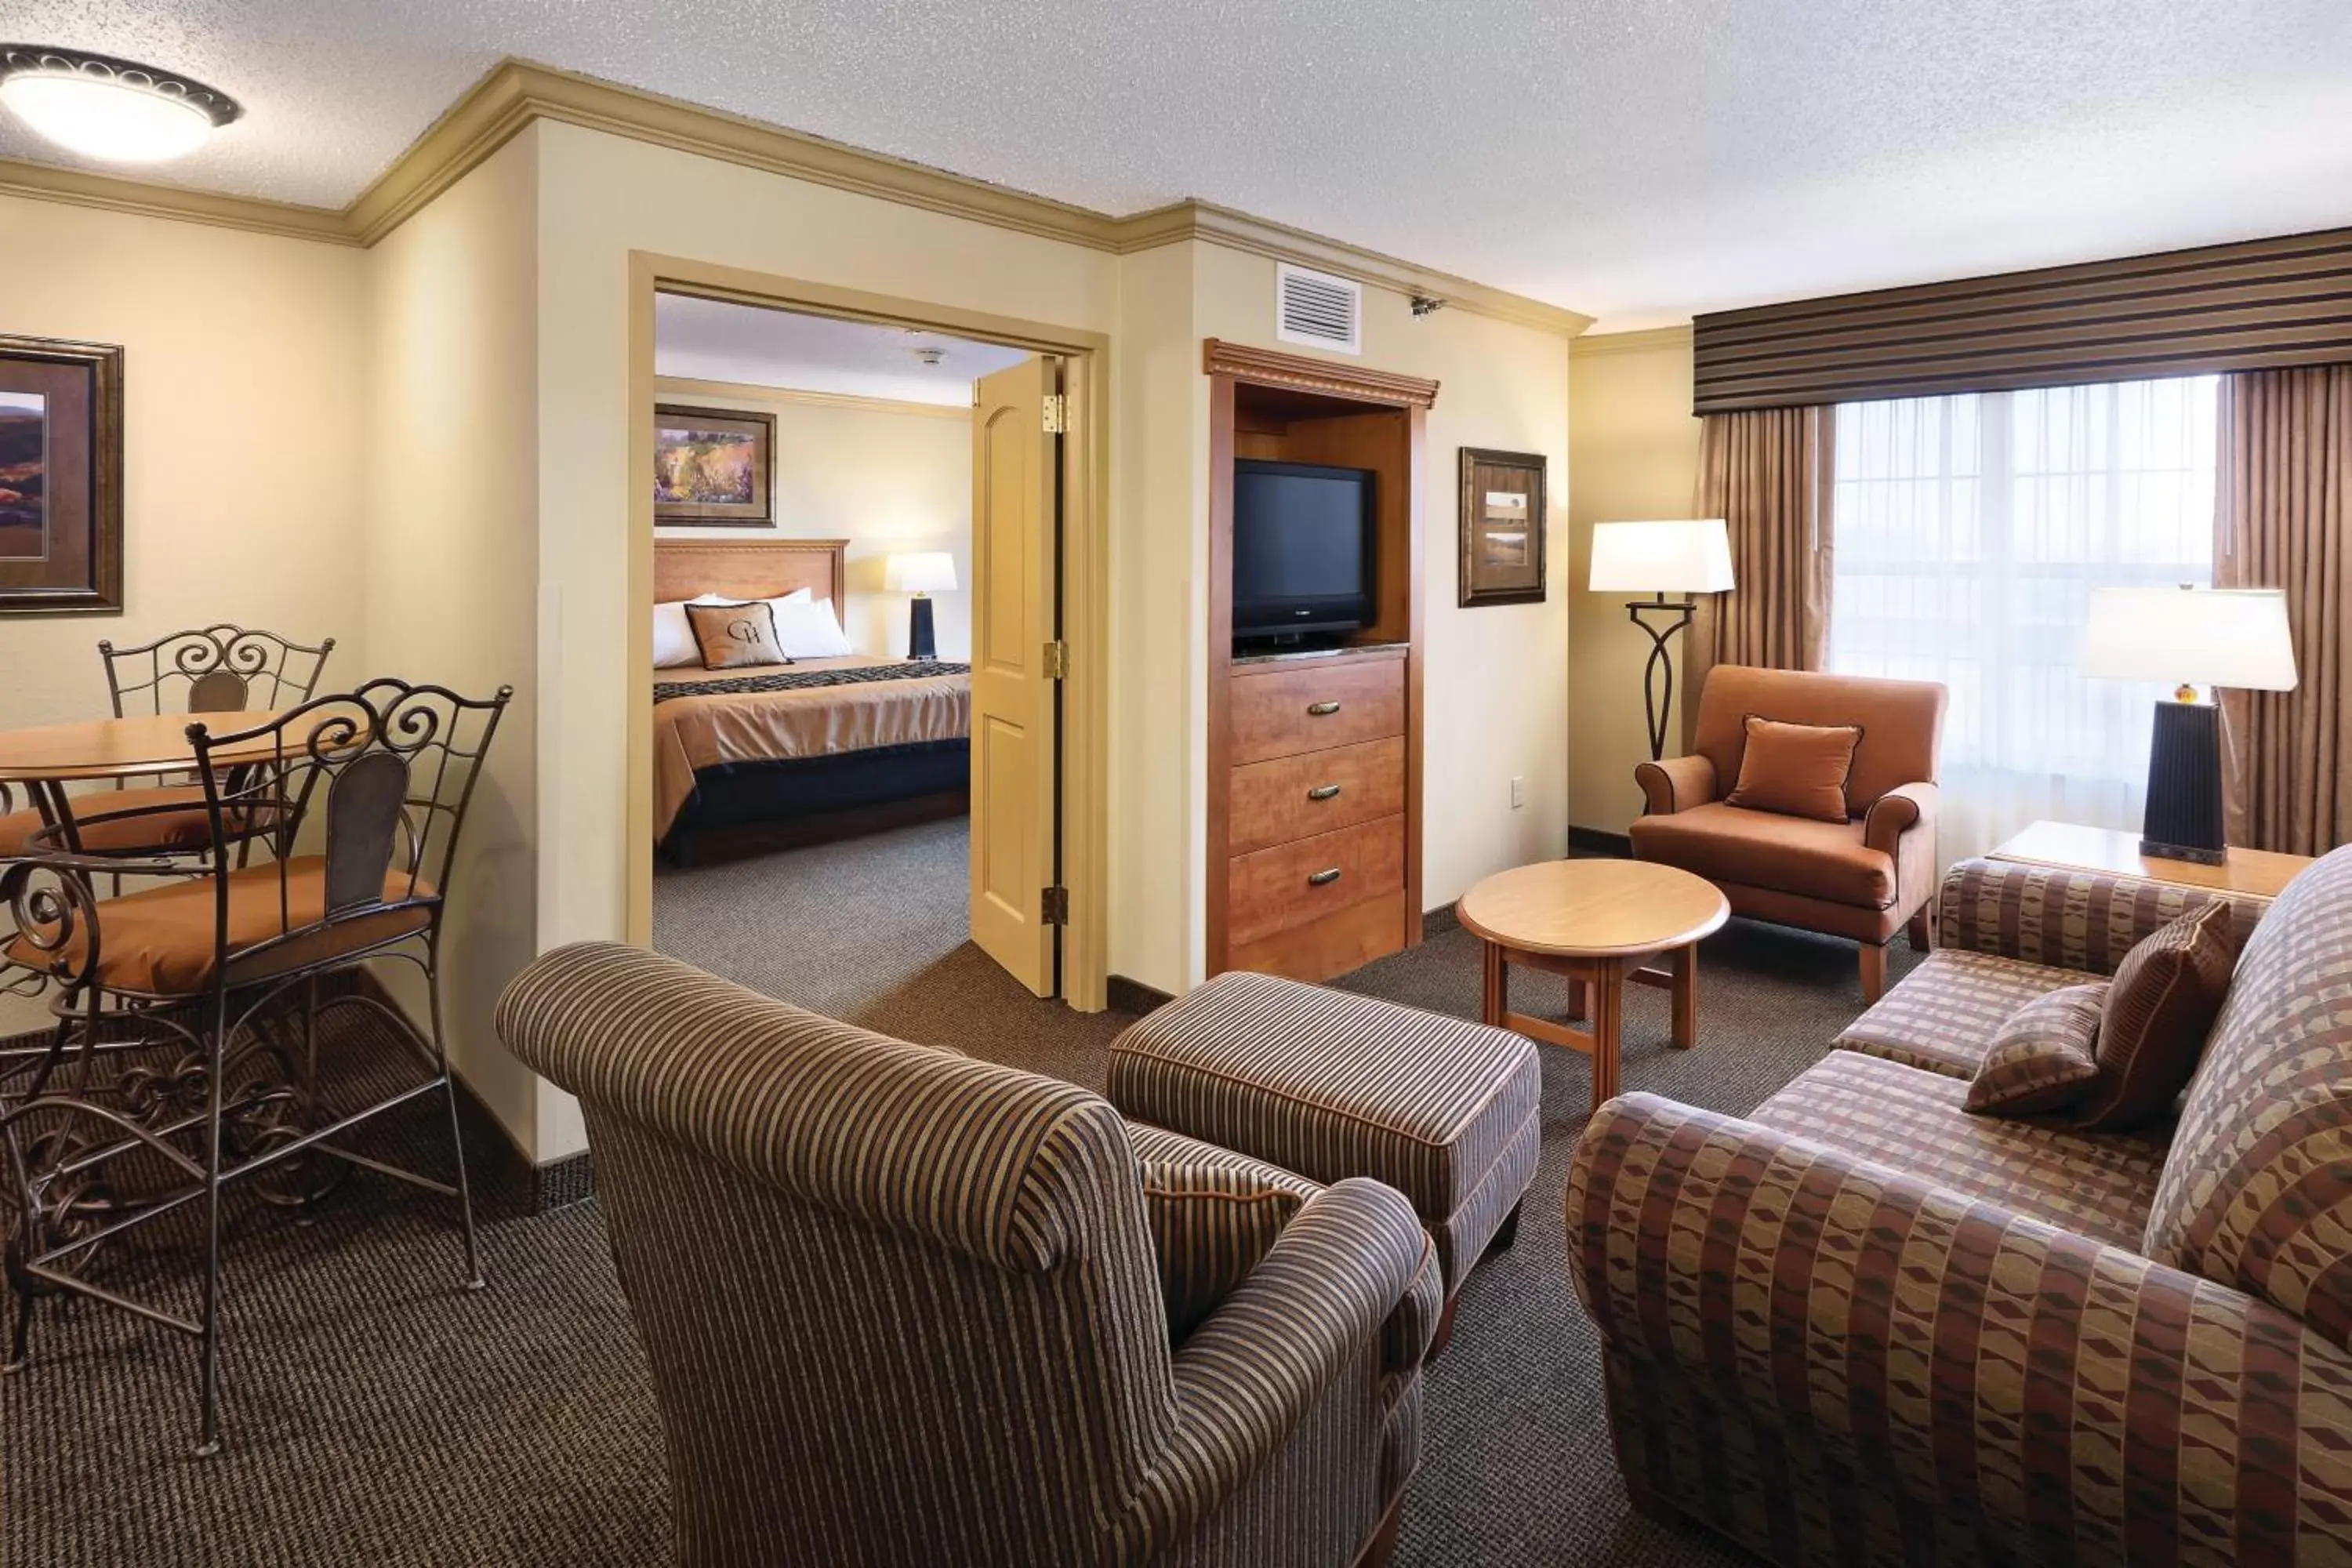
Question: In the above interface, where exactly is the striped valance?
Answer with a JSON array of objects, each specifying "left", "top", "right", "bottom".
[{"left": 1693, "top": 226, "right": 2352, "bottom": 414}]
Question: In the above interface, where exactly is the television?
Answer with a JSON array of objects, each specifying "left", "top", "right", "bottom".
[{"left": 1231, "top": 459, "right": 1376, "bottom": 644}]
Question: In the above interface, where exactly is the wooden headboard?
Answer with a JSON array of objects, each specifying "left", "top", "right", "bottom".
[{"left": 654, "top": 538, "right": 848, "bottom": 614}]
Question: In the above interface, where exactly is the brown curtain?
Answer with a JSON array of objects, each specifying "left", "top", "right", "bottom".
[
  {"left": 2215, "top": 366, "right": 2352, "bottom": 855},
  {"left": 1683, "top": 405, "right": 1835, "bottom": 749}
]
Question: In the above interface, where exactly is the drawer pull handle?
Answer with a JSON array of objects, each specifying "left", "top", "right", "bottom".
[
  {"left": 1306, "top": 701, "right": 1342, "bottom": 717},
  {"left": 1306, "top": 783, "right": 1343, "bottom": 801},
  {"left": 1306, "top": 867, "right": 1342, "bottom": 887}
]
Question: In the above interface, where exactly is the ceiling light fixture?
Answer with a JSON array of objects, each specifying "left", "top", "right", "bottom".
[{"left": 0, "top": 46, "right": 240, "bottom": 163}]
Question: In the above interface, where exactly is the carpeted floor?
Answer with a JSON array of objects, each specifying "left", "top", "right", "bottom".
[{"left": 5, "top": 817, "right": 1917, "bottom": 1566}]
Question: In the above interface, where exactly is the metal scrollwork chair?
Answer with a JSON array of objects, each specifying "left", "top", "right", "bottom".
[
  {"left": 0, "top": 626, "right": 336, "bottom": 862},
  {"left": 0, "top": 677, "right": 510, "bottom": 1455}
]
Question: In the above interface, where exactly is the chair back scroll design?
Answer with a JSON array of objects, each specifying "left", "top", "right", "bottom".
[{"left": 100, "top": 626, "right": 336, "bottom": 719}]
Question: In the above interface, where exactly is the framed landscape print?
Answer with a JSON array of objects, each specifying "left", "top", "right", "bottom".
[
  {"left": 654, "top": 404, "right": 775, "bottom": 527},
  {"left": 0, "top": 335, "right": 122, "bottom": 615},
  {"left": 1458, "top": 447, "right": 1546, "bottom": 608}
]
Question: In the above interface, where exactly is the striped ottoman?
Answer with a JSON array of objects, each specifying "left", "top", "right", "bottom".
[{"left": 1108, "top": 971, "right": 1542, "bottom": 1352}]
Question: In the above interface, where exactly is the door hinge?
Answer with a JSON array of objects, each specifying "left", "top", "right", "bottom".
[
  {"left": 1040, "top": 885, "right": 1070, "bottom": 926},
  {"left": 1041, "top": 394, "right": 1067, "bottom": 434},
  {"left": 1042, "top": 639, "right": 1069, "bottom": 679}
]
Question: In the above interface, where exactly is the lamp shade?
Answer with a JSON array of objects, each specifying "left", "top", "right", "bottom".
[
  {"left": 2082, "top": 586, "right": 2298, "bottom": 691},
  {"left": 884, "top": 551, "right": 958, "bottom": 593},
  {"left": 1588, "top": 519, "right": 1735, "bottom": 594}
]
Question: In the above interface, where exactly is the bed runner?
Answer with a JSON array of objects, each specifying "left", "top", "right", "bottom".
[{"left": 654, "top": 661, "right": 970, "bottom": 703}]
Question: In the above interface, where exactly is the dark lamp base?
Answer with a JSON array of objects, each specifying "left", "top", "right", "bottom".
[
  {"left": 2140, "top": 837, "right": 2228, "bottom": 866},
  {"left": 906, "top": 594, "right": 938, "bottom": 661},
  {"left": 2140, "top": 700, "right": 2227, "bottom": 863}
]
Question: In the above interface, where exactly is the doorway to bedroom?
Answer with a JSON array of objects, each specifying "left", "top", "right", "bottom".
[{"left": 644, "top": 291, "right": 1074, "bottom": 1015}]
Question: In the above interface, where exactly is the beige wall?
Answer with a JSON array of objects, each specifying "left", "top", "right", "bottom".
[
  {"left": 1190, "top": 246, "right": 1576, "bottom": 919},
  {"left": 650, "top": 381, "right": 974, "bottom": 660},
  {"left": 1566, "top": 327, "right": 1702, "bottom": 835},
  {"left": 361, "top": 132, "right": 546, "bottom": 1152},
  {"left": 0, "top": 194, "right": 368, "bottom": 1036}
]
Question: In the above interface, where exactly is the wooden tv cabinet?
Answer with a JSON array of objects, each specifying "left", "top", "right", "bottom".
[{"left": 1203, "top": 339, "right": 1439, "bottom": 982}]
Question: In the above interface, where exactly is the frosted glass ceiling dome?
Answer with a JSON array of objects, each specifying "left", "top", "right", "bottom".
[{"left": 0, "top": 47, "right": 241, "bottom": 164}]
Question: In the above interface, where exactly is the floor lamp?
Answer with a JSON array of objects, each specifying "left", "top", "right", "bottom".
[
  {"left": 1588, "top": 519, "right": 1737, "bottom": 760},
  {"left": 2082, "top": 584, "right": 2298, "bottom": 864}
]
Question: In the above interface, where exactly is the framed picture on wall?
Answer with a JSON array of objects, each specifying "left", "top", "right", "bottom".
[
  {"left": 1457, "top": 447, "right": 1546, "bottom": 608},
  {"left": 654, "top": 404, "right": 775, "bottom": 527},
  {"left": 0, "top": 335, "right": 122, "bottom": 615}
]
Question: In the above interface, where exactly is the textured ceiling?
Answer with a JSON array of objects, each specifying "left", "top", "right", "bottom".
[
  {"left": 7, "top": 1, "right": 2352, "bottom": 326},
  {"left": 656, "top": 296, "right": 1026, "bottom": 406}
]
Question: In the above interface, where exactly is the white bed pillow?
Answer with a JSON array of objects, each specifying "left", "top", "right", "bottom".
[
  {"left": 773, "top": 595, "right": 856, "bottom": 659},
  {"left": 654, "top": 589, "right": 811, "bottom": 668}
]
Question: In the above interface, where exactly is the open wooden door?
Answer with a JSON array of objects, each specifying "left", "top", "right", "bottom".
[{"left": 968, "top": 355, "right": 1063, "bottom": 996}]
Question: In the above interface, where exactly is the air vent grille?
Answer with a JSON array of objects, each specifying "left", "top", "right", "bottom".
[{"left": 1276, "top": 264, "right": 1362, "bottom": 354}]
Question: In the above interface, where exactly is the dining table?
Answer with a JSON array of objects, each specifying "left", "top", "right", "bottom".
[{"left": 0, "top": 707, "right": 345, "bottom": 832}]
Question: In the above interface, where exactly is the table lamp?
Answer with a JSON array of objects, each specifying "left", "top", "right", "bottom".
[
  {"left": 884, "top": 550, "right": 957, "bottom": 660},
  {"left": 2082, "top": 584, "right": 2298, "bottom": 864},
  {"left": 1588, "top": 519, "right": 1736, "bottom": 760}
]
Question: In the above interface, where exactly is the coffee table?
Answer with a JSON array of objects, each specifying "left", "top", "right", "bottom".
[{"left": 1456, "top": 858, "right": 1730, "bottom": 1112}]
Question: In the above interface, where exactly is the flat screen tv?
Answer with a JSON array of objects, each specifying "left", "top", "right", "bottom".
[{"left": 1232, "top": 459, "right": 1375, "bottom": 644}]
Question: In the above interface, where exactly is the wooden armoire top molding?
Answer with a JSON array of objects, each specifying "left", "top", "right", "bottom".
[{"left": 1201, "top": 340, "right": 1441, "bottom": 408}]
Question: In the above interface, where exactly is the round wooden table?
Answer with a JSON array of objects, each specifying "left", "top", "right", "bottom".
[
  {"left": 0, "top": 710, "right": 305, "bottom": 786},
  {"left": 1456, "top": 859, "right": 1730, "bottom": 1112}
]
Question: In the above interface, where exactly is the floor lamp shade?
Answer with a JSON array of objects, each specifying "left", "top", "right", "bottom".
[
  {"left": 886, "top": 551, "right": 957, "bottom": 660},
  {"left": 1589, "top": 520, "right": 1735, "bottom": 762},
  {"left": 2082, "top": 586, "right": 2298, "bottom": 863}
]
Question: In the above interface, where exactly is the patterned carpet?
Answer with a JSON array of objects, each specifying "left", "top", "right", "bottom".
[{"left": 5, "top": 817, "right": 1918, "bottom": 1566}]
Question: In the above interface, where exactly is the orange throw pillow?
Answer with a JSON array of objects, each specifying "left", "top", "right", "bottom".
[{"left": 1724, "top": 716, "right": 1861, "bottom": 823}]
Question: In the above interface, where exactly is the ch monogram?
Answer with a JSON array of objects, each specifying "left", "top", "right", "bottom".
[{"left": 727, "top": 618, "right": 762, "bottom": 644}]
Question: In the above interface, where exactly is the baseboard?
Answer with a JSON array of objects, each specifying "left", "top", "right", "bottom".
[
  {"left": 1568, "top": 826, "right": 1634, "bottom": 858},
  {"left": 1105, "top": 974, "right": 1173, "bottom": 1015}
]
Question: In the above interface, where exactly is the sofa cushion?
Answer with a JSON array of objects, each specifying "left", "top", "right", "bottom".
[
  {"left": 2143, "top": 845, "right": 2352, "bottom": 1343},
  {"left": 1752, "top": 1051, "right": 2167, "bottom": 1247},
  {"left": 1965, "top": 982, "right": 2108, "bottom": 1116},
  {"left": 1724, "top": 717, "right": 1861, "bottom": 824},
  {"left": 1628, "top": 802, "right": 1893, "bottom": 909},
  {"left": 2073, "top": 900, "right": 2236, "bottom": 1132},
  {"left": 1833, "top": 949, "right": 2086, "bottom": 1079},
  {"left": 1127, "top": 1123, "right": 1319, "bottom": 1339}
]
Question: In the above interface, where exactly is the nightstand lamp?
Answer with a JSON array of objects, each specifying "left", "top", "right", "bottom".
[
  {"left": 1588, "top": 519, "right": 1736, "bottom": 760},
  {"left": 884, "top": 550, "right": 957, "bottom": 661},
  {"left": 2082, "top": 584, "right": 2298, "bottom": 864}
]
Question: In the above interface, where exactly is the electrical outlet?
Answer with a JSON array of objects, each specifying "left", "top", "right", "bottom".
[{"left": 1510, "top": 775, "right": 1526, "bottom": 809}]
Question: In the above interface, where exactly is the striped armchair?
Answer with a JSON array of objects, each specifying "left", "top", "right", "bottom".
[
  {"left": 497, "top": 943, "right": 1440, "bottom": 1568},
  {"left": 1568, "top": 848, "right": 2352, "bottom": 1565}
]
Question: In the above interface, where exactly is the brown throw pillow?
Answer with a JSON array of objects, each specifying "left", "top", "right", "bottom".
[
  {"left": 1965, "top": 983, "right": 2108, "bottom": 1116},
  {"left": 1725, "top": 716, "right": 1861, "bottom": 823},
  {"left": 1137, "top": 1159, "right": 1304, "bottom": 1339},
  {"left": 2074, "top": 901, "right": 2236, "bottom": 1132},
  {"left": 685, "top": 600, "right": 789, "bottom": 670}
]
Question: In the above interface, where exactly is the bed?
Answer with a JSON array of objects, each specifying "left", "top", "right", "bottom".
[{"left": 652, "top": 539, "right": 970, "bottom": 863}]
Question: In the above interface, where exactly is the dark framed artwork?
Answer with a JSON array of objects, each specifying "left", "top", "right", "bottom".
[
  {"left": 1458, "top": 447, "right": 1546, "bottom": 608},
  {"left": 654, "top": 404, "right": 775, "bottom": 527},
  {"left": 0, "top": 335, "right": 122, "bottom": 615}
]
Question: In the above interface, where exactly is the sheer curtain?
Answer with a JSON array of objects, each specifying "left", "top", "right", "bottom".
[{"left": 1828, "top": 376, "right": 2219, "bottom": 864}]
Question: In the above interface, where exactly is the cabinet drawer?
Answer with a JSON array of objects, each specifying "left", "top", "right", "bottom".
[
  {"left": 1229, "top": 657, "right": 1404, "bottom": 765},
  {"left": 1226, "top": 814, "right": 1404, "bottom": 949},
  {"left": 1228, "top": 737, "right": 1405, "bottom": 855}
]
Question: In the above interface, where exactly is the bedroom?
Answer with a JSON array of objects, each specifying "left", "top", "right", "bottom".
[{"left": 644, "top": 293, "right": 1064, "bottom": 1014}]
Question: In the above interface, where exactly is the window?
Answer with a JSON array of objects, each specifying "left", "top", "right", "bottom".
[{"left": 1828, "top": 376, "right": 2219, "bottom": 862}]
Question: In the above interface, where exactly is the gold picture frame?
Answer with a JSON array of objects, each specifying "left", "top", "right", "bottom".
[
  {"left": 1458, "top": 447, "right": 1545, "bottom": 608},
  {"left": 654, "top": 403, "right": 775, "bottom": 527}
]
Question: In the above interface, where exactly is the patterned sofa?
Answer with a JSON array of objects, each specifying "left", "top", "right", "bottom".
[
  {"left": 1567, "top": 847, "right": 2352, "bottom": 1565},
  {"left": 498, "top": 942, "right": 1441, "bottom": 1568}
]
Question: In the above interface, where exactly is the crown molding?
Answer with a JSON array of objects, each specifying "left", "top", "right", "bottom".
[
  {"left": 0, "top": 155, "right": 358, "bottom": 245},
  {"left": 0, "top": 56, "right": 1594, "bottom": 336},
  {"left": 1569, "top": 323, "right": 1693, "bottom": 358},
  {"left": 654, "top": 375, "right": 973, "bottom": 420},
  {"left": 1202, "top": 339, "right": 1440, "bottom": 408}
]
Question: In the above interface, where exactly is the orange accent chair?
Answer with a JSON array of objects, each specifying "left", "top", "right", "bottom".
[{"left": 1628, "top": 665, "right": 1947, "bottom": 1001}]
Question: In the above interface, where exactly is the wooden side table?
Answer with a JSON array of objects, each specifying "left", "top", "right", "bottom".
[
  {"left": 1987, "top": 819, "right": 2313, "bottom": 902},
  {"left": 1455, "top": 859, "right": 1730, "bottom": 1112}
]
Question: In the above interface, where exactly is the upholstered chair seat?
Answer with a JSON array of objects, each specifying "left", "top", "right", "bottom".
[
  {"left": 0, "top": 785, "right": 218, "bottom": 857},
  {"left": 3, "top": 858, "right": 434, "bottom": 995},
  {"left": 1627, "top": 800, "right": 1895, "bottom": 909}
]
